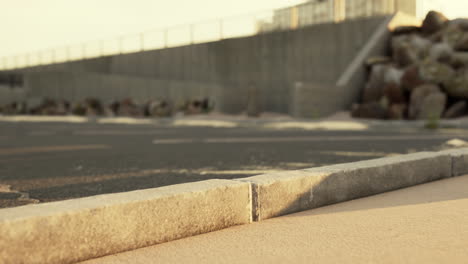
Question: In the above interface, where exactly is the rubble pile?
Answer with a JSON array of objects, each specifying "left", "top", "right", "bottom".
[
  {"left": 352, "top": 11, "right": 468, "bottom": 120},
  {"left": 0, "top": 97, "right": 214, "bottom": 118}
]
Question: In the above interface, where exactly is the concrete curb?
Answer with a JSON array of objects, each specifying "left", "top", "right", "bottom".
[
  {"left": 0, "top": 180, "right": 252, "bottom": 264},
  {"left": 1, "top": 149, "right": 467, "bottom": 263},
  {"left": 240, "top": 151, "right": 456, "bottom": 221}
]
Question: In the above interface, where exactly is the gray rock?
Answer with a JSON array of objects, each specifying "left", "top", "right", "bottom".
[
  {"left": 383, "top": 83, "right": 405, "bottom": 104},
  {"left": 409, "top": 84, "right": 442, "bottom": 119},
  {"left": 429, "top": 42, "right": 453, "bottom": 62},
  {"left": 37, "top": 98, "right": 59, "bottom": 115},
  {"left": 146, "top": 100, "right": 172, "bottom": 117},
  {"left": 455, "top": 33, "right": 468, "bottom": 51},
  {"left": 71, "top": 103, "right": 87, "bottom": 116},
  {"left": 363, "top": 65, "right": 405, "bottom": 103},
  {"left": 401, "top": 65, "right": 425, "bottom": 91},
  {"left": 387, "top": 104, "right": 407, "bottom": 120},
  {"left": 443, "top": 101, "right": 467, "bottom": 119},
  {"left": 103, "top": 106, "right": 116, "bottom": 117},
  {"left": 429, "top": 30, "right": 444, "bottom": 42},
  {"left": 392, "top": 37, "right": 417, "bottom": 67},
  {"left": 383, "top": 66, "right": 404, "bottom": 85},
  {"left": 25, "top": 98, "right": 43, "bottom": 111},
  {"left": 445, "top": 68, "right": 468, "bottom": 99},
  {"left": 418, "top": 59, "right": 456, "bottom": 87},
  {"left": 422, "top": 11, "right": 448, "bottom": 35},
  {"left": 392, "top": 35, "right": 430, "bottom": 67},
  {"left": 450, "top": 52, "right": 468, "bottom": 68},
  {"left": 449, "top": 18, "right": 468, "bottom": 31},
  {"left": 55, "top": 100, "right": 70, "bottom": 115},
  {"left": 408, "top": 34, "right": 432, "bottom": 52},
  {"left": 442, "top": 24, "right": 465, "bottom": 48},
  {"left": 117, "top": 98, "right": 141, "bottom": 117},
  {"left": 83, "top": 98, "right": 103, "bottom": 116},
  {"left": 1, "top": 102, "right": 23, "bottom": 115},
  {"left": 183, "top": 98, "right": 213, "bottom": 115},
  {"left": 418, "top": 92, "right": 447, "bottom": 120}
]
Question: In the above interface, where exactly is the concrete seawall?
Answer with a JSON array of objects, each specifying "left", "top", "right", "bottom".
[
  {"left": 3, "top": 15, "right": 387, "bottom": 114},
  {"left": 2, "top": 13, "right": 420, "bottom": 116}
]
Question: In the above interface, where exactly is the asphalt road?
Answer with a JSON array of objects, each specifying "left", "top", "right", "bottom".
[{"left": 1, "top": 120, "right": 467, "bottom": 208}]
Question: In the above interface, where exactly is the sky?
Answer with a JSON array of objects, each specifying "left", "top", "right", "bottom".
[
  {"left": 1, "top": 0, "right": 467, "bottom": 66},
  {"left": 0, "top": 0, "right": 306, "bottom": 59},
  {"left": 419, "top": 0, "right": 468, "bottom": 19}
]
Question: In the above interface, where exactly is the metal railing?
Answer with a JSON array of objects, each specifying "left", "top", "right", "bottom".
[{"left": 0, "top": 0, "right": 399, "bottom": 71}]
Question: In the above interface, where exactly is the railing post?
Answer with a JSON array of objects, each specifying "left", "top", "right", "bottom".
[
  {"left": 219, "top": 19, "right": 223, "bottom": 40},
  {"left": 25, "top": 54, "right": 30, "bottom": 67},
  {"left": 290, "top": 6, "right": 298, "bottom": 29},
  {"left": 140, "top": 33, "right": 145, "bottom": 51},
  {"left": 100, "top": 40, "right": 104, "bottom": 56},
  {"left": 66, "top": 46, "right": 71, "bottom": 61},
  {"left": 118, "top": 37, "right": 123, "bottom": 54},
  {"left": 13, "top": 55, "right": 18, "bottom": 69},
  {"left": 190, "top": 24, "right": 194, "bottom": 44},
  {"left": 333, "top": 0, "right": 346, "bottom": 22},
  {"left": 82, "top": 43, "right": 87, "bottom": 59},
  {"left": 51, "top": 49, "right": 56, "bottom": 63}
]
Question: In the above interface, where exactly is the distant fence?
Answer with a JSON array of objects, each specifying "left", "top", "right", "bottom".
[{"left": 0, "top": 0, "right": 401, "bottom": 71}]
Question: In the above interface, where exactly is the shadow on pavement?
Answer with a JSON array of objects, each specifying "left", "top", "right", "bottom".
[{"left": 285, "top": 175, "right": 468, "bottom": 218}]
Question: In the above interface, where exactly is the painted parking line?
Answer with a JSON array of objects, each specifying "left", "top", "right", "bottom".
[
  {"left": 28, "top": 131, "right": 57, "bottom": 136},
  {"left": 0, "top": 116, "right": 88, "bottom": 123},
  {"left": 172, "top": 120, "right": 238, "bottom": 128},
  {"left": 152, "top": 139, "right": 197, "bottom": 144},
  {"left": 0, "top": 144, "right": 110, "bottom": 155},
  {"left": 318, "top": 151, "right": 401, "bottom": 157},
  {"left": 74, "top": 130, "right": 165, "bottom": 136},
  {"left": 152, "top": 135, "right": 468, "bottom": 144}
]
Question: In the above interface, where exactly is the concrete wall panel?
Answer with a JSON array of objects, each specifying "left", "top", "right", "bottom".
[{"left": 6, "top": 15, "right": 396, "bottom": 115}]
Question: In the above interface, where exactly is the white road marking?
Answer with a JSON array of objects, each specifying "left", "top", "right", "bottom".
[
  {"left": 152, "top": 139, "right": 196, "bottom": 144},
  {"left": 264, "top": 121, "right": 369, "bottom": 131},
  {"left": 172, "top": 120, "right": 238, "bottom": 128},
  {"left": 445, "top": 138, "right": 468, "bottom": 147},
  {"left": 319, "top": 151, "right": 400, "bottom": 157},
  {"left": 152, "top": 134, "right": 466, "bottom": 144},
  {"left": 0, "top": 115, "right": 88, "bottom": 123},
  {"left": 75, "top": 130, "right": 164, "bottom": 136},
  {"left": 199, "top": 169, "right": 284, "bottom": 175},
  {"left": 0, "top": 144, "right": 110, "bottom": 155},
  {"left": 28, "top": 131, "right": 56, "bottom": 136},
  {"left": 98, "top": 117, "right": 155, "bottom": 125}
]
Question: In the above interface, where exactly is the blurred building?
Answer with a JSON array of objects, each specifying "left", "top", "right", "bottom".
[{"left": 257, "top": 0, "right": 448, "bottom": 33}]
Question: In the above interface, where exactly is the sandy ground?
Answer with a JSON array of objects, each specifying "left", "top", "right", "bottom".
[{"left": 82, "top": 175, "right": 468, "bottom": 264}]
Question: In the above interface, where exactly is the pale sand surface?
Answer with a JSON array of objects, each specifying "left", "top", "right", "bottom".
[{"left": 82, "top": 175, "right": 468, "bottom": 264}]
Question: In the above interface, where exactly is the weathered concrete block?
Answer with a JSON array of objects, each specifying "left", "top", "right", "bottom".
[
  {"left": 0, "top": 179, "right": 251, "bottom": 264},
  {"left": 441, "top": 148, "right": 468, "bottom": 176},
  {"left": 450, "top": 148, "right": 468, "bottom": 176},
  {"left": 242, "top": 151, "right": 451, "bottom": 221}
]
